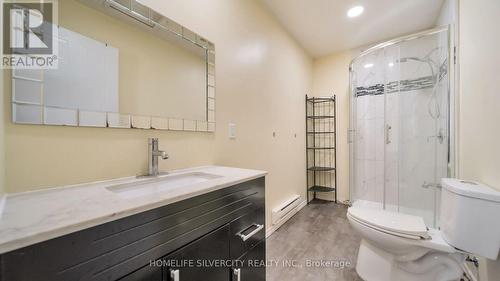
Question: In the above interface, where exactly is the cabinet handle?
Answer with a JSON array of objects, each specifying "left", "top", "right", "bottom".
[
  {"left": 233, "top": 268, "right": 241, "bottom": 281},
  {"left": 237, "top": 223, "right": 264, "bottom": 242},
  {"left": 170, "top": 269, "right": 180, "bottom": 281}
]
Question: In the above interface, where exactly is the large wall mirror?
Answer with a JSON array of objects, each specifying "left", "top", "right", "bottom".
[{"left": 11, "top": 0, "right": 216, "bottom": 132}]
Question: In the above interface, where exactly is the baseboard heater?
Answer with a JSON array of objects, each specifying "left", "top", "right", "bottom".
[{"left": 272, "top": 195, "right": 301, "bottom": 225}]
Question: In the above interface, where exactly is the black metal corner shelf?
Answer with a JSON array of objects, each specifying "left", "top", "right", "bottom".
[
  {"left": 308, "top": 185, "right": 336, "bottom": 193},
  {"left": 307, "top": 116, "right": 335, "bottom": 119},
  {"left": 307, "top": 131, "right": 335, "bottom": 134},
  {"left": 306, "top": 95, "right": 337, "bottom": 204},
  {"left": 307, "top": 167, "right": 335, "bottom": 172}
]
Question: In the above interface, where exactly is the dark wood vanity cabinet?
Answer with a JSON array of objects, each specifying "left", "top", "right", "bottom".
[{"left": 0, "top": 177, "right": 266, "bottom": 281}]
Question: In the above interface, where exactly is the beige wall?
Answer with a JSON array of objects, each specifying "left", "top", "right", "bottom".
[
  {"left": 459, "top": 0, "right": 500, "bottom": 190},
  {"left": 459, "top": 0, "right": 500, "bottom": 279},
  {"left": 312, "top": 50, "right": 354, "bottom": 203},
  {"left": 3, "top": 0, "right": 312, "bottom": 233},
  {"left": 139, "top": 0, "right": 312, "bottom": 230}
]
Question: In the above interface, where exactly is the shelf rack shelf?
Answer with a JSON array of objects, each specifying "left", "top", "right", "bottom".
[
  {"left": 306, "top": 95, "right": 337, "bottom": 203},
  {"left": 308, "top": 185, "right": 336, "bottom": 193},
  {"left": 307, "top": 131, "right": 335, "bottom": 134},
  {"left": 307, "top": 167, "right": 336, "bottom": 172},
  {"left": 307, "top": 116, "right": 335, "bottom": 119}
]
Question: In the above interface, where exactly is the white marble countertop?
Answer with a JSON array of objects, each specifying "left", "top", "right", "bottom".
[{"left": 0, "top": 166, "right": 267, "bottom": 254}]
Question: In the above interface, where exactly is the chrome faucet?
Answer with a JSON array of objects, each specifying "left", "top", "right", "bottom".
[{"left": 148, "top": 138, "right": 169, "bottom": 176}]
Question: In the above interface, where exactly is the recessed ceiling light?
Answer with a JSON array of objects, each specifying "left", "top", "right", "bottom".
[
  {"left": 347, "top": 6, "right": 364, "bottom": 18},
  {"left": 364, "top": 63, "right": 374, "bottom": 68},
  {"left": 388, "top": 62, "right": 394, "bottom": 67}
]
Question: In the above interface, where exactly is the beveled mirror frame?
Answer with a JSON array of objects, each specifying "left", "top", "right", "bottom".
[{"left": 11, "top": 0, "right": 216, "bottom": 132}]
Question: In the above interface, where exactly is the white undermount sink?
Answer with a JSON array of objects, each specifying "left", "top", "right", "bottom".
[{"left": 105, "top": 172, "right": 222, "bottom": 198}]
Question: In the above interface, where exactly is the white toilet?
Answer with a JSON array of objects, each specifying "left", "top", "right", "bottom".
[{"left": 347, "top": 178, "right": 500, "bottom": 281}]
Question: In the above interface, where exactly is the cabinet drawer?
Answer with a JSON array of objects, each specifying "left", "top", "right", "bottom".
[
  {"left": 163, "top": 224, "right": 230, "bottom": 281},
  {"left": 118, "top": 265, "right": 161, "bottom": 281},
  {"left": 229, "top": 207, "right": 265, "bottom": 260},
  {"left": 232, "top": 240, "right": 266, "bottom": 281}
]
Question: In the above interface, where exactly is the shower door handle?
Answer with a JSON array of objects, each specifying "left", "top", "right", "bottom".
[{"left": 386, "top": 125, "right": 392, "bottom": 144}]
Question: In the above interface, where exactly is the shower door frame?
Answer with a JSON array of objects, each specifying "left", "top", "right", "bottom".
[{"left": 348, "top": 25, "right": 458, "bottom": 210}]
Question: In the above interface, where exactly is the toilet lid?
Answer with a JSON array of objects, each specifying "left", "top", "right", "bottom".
[
  {"left": 442, "top": 178, "right": 500, "bottom": 203},
  {"left": 348, "top": 207, "right": 430, "bottom": 239}
]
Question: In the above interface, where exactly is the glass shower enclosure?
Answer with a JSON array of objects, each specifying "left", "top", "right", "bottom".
[{"left": 349, "top": 27, "right": 453, "bottom": 228}]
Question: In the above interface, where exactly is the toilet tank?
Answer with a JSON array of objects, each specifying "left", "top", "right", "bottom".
[{"left": 440, "top": 179, "right": 500, "bottom": 260}]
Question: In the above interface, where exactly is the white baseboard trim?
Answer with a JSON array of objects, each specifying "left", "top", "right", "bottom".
[{"left": 265, "top": 200, "right": 307, "bottom": 238}]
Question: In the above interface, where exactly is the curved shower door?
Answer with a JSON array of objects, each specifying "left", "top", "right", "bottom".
[
  {"left": 350, "top": 47, "right": 387, "bottom": 209},
  {"left": 386, "top": 31, "right": 450, "bottom": 228},
  {"left": 350, "top": 27, "right": 450, "bottom": 229}
]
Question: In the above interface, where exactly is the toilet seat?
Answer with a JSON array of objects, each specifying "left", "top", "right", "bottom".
[
  {"left": 347, "top": 207, "right": 430, "bottom": 240},
  {"left": 347, "top": 206, "right": 457, "bottom": 253},
  {"left": 347, "top": 206, "right": 465, "bottom": 281}
]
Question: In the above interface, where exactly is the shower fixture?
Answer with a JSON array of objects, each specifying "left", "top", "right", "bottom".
[
  {"left": 397, "top": 47, "right": 441, "bottom": 81},
  {"left": 396, "top": 49, "right": 442, "bottom": 120}
]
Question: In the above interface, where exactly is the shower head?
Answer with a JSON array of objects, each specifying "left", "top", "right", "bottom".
[
  {"left": 396, "top": 57, "right": 426, "bottom": 63},
  {"left": 396, "top": 56, "right": 438, "bottom": 84},
  {"left": 397, "top": 47, "right": 441, "bottom": 64}
]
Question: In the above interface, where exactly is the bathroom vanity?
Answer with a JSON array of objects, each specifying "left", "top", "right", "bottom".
[{"left": 0, "top": 166, "right": 266, "bottom": 281}]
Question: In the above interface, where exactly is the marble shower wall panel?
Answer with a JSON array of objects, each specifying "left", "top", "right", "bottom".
[
  {"left": 354, "top": 155, "right": 376, "bottom": 202},
  {"left": 397, "top": 88, "right": 438, "bottom": 226},
  {"left": 384, "top": 91, "right": 400, "bottom": 207},
  {"left": 352, "top": 48, "right": 386, "bottom": 205},
  {"left": 374, "top": 95, "right": 385, "bottom": 205},
  {"left": 354, "top": 94, "right": 385, "bottom": 203},
  {"left": 399, "top": 36, "right": 438, "bottom": 82},
  {"left": 356, "top": 49, "right": 386, "bottom": 88},
  {"left": 383, "top": 45, "right": 401, "bottom": 208},
  {"left": 395, "top": 33, "right": 447, "bottom": 227},
  {"left": 356, "top": 36, "right": 448, "bottom": 98}
]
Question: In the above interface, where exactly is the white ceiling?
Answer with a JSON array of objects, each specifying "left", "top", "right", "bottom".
[{"left": 260, "top": 0, "right": 445, "bottom": 58}]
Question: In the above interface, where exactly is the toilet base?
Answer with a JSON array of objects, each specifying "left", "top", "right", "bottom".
[{"left": 356, "top": 239, "right": 465, "bottom": 281}]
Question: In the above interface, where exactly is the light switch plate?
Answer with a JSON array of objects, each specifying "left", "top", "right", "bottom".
[{"left": 229, "top": 123, "right": 236, "bottom": 139}]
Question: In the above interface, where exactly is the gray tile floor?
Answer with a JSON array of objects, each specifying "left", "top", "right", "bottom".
[{"left": 266, "top": 200, "right": 363, "bottom": 281}]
